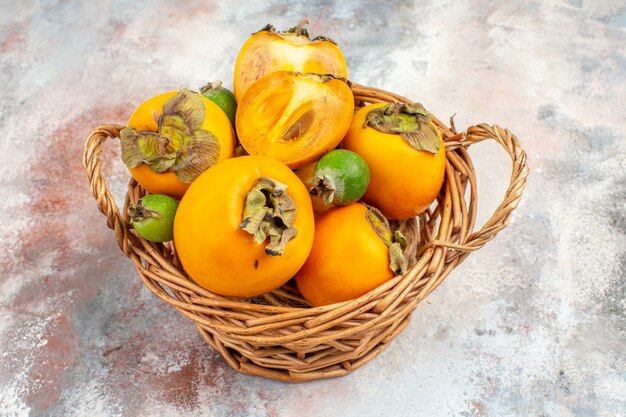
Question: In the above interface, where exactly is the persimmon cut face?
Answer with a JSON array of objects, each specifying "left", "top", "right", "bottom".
[
  {"left": 236, "top": 72, "right": 354, "bottom": 169},
  {"left": 234, "top": 27, "right": 348, "bottom": 102}
]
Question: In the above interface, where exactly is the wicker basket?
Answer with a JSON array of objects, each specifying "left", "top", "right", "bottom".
[{"left": 83, "top": 83, "right": 529, "bottom": 382}]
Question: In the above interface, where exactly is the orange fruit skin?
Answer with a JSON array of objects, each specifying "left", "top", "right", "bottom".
[
  {"left": 295, "top": 203, "right": 394, "bottom": 306},
  {"left": 126, "top": 91, "right": 236, "bottom": 199},
  {"left": 174, "top": 155, "right": 315, "bottom": 297},
  {"left": 236, "top": 71, "right": 354, "bottom": 169},
  {"left": 129, "top": 165, "right": 189, "bottom": 200},
  {"left": 234, "top": 30, "right": 348, "bottom": 102},
  {"left": 342, "top": 103, "right": 446, "bottom": 220}
]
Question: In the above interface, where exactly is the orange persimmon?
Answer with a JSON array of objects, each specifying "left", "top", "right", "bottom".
[
  {"left": 236, "top": 71, "right": 354, "bottom": 169},
  {"left": 121, "top": 89, "right": 236, "bottom": 199},
  {"left": 342, "top": 102, "right": 446, "bottom": 220},
  {"left": 295, "top": 203, "right": 407, "bottom": 306},
  {"left": 174, "top": 155, "right": 315, "bottom": 297},
  {"left": 234, "top": 20, "right": 347, "bottom": 102}
]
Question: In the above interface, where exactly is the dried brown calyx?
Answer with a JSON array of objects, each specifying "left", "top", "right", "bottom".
[
  {"left": 240, "top": 177, "right": 298, "bottom": 257},
  {"left": 365, "top": 205, "right": 408, "bottom": 275},
  {"left": 199, "top": 80, "right": 223, "bottom": 93},
  {"left": 310, "top": 174, "right": 336, "bottom": 205},
  {"left": 364, "top": 102, "right": 440, "bottom": 154},
  {"left": 127, "top": 199, "right": 161, "bottom": 222},
  {"left": 120, "top": 88, "right": 220, "bottom": 183},
  {"left": 254, "top": 18, "right": 338, "bottom": 45}
]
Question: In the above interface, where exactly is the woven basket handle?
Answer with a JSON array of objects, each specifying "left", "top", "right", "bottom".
[
  {"left": 83, "top": 124, "right": 130, "bottom": 254},
  {"left": 435, "top": 123, "right": 529, "bottom": 254}
]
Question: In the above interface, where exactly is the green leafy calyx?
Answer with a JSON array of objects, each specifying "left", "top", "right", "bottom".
[
  {"left": 364, "top": 102, "right": 440, "bottom": 154},
  {"left": 120, "top": 88, "right": 220, "bottom": 183},
  {"left": 365, "top": 205, "right": 408, "bottom": 275}
]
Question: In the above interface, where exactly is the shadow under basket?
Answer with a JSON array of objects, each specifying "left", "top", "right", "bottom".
[{"left": 83, "top": 83, "right": 529, "bottom": 382}]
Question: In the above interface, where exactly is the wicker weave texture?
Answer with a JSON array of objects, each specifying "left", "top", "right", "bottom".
[{"left": 83, "top": 84, "right": 529, "bottom": 382}]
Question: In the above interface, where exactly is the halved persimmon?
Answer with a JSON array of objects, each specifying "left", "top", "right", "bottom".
[
  {"left": 234, "top": 20, "right": 347, "bottom": 102},
  {"left": 236, "top": 71, "right": 354, "bottom": 169}
]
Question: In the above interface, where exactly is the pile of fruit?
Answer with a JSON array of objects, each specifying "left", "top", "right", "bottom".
[{"left": 121, "top": 20, "right": 446, "bottom": 307}]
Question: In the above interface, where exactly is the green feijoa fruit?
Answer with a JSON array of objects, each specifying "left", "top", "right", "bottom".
[
  {"left": 311, "top": 149, "right": 370, "bottom": 205},
  {"left": 128, "top": 194, "right": 179, "bottom": 242},
  {"left": 200, "top": 81, "right": 237, "bottom": 127}
]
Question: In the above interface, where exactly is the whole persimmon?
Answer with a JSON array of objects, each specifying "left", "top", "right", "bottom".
[
  {"left": 174, "top": 155, "right": 315, "bottom": 297},
  {"left": 342, "top": 102, "right": 446, "bottom": 220},
  {"left": 120, "top": 89, "right": 236, "bottom": 199},
  {"left": 295, "top": 203, "right": 407, "bottom": 306}
]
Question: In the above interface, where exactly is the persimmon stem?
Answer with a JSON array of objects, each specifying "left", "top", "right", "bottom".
[
  {"left": 128, "top": 200, "right": 161, "bottom": 222},
  {"left": 310, "top": 174, "right": 336, "bottom": 205},
  {"left": 294, "top": 18, "right": 310, "bottom": 36},
  {"left": 199, "top": 81, "right": 222, "bottom": 93}
]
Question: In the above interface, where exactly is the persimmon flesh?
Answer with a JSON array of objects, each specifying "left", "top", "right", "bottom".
[{"left": 236, "top": 71, "right": 354, "bottom": 169}]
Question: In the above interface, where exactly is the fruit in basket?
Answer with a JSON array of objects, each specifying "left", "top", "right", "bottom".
[
  {"left": 120, "top": 89, "right": 236, "bottom": 199},
  {"left": 200, "top": 81, "right": 237, "bottom": 127},
  {"left": 236, "top": 71, "right": 354, "bottom": 169},
  {"left": 295, "top": 203, "right": 408, "bottom": 306},
  {"left": 173, "top": 155, "right": 315, "bottom": 297},
  {"left": 128, "top": 194, "right": 179, "bottom": 243},
  {"left": 234, "top": 19, "right": 347, "bottom": 102},
  {"left": 310, "top": 149, "right": 370, "bottom": 205},
  {"left": 293, "top": 162, "right": 333, "bottom": 215},
  {"left": 342, "top": 102, "right": 446, "bottom": 220}
]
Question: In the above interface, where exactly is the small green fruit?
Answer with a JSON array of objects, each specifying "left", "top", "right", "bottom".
[
  {"left": 200, "top": 81, "right": 237, "bottom": 127},
  {"left": 311, "top": 149, "right": 370, "bottom": 205},
  {"left": 128, "top": 194, "right": 179, "bottom": 242}
]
